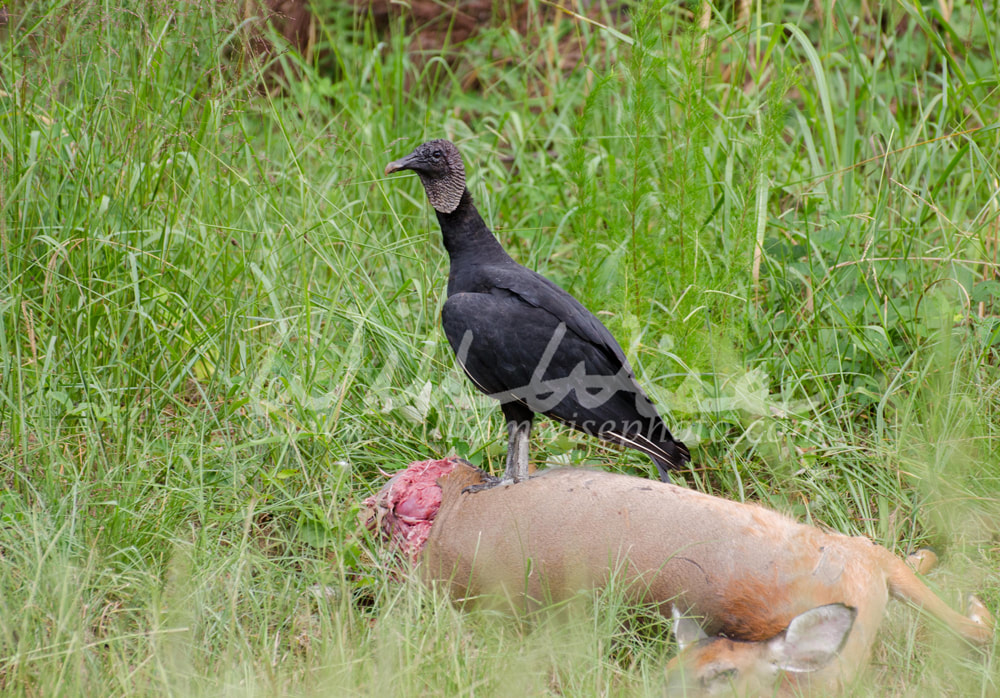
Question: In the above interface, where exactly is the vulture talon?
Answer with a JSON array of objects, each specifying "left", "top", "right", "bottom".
[{"left": 462, "top": 475, "right": 509, "bottom": 494}]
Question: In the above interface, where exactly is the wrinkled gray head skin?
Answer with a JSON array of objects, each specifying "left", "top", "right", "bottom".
[{"left": 384, "top": 139, "right": 467, "bottom": 214}]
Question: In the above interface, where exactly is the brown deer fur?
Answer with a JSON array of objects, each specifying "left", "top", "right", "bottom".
[{"left": 365, "top": 460, "right": 992, "bottom": 694}]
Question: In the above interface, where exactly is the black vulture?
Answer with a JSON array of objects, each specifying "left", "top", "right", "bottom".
[{"left": 384, "top": 139, "right": 689, "bottom": 488}]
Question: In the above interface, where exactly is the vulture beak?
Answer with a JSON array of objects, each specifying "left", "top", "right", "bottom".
[{"left": 384, "top": 152, "right": 418, "bottom": 176}]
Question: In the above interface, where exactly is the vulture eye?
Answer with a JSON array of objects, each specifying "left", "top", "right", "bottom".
[{"left": 431, "top": 149, "right": 443, "bottom": 160}]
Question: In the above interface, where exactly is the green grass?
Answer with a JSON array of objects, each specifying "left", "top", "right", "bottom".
[{"left": 1, "top": 0, "right": 999, "bottom": 694}]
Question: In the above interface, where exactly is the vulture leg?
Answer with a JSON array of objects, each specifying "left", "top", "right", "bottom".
[
  {"left": 504, "top": 417, "right": 532, "bottom": 483},
  {"left": 465, "top": 403, "right": 533, "bottom": 494}
]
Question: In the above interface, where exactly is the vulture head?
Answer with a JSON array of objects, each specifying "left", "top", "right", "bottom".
[{"left": 385, "top": 139, "right": 467, "bottom": 214}]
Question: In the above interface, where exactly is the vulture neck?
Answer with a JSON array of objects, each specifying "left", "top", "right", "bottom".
[{"left": 436, "top": 189, "right": 511, "bottom": 265}]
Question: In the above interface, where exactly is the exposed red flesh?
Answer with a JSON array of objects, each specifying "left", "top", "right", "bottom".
[{"left": 363, "top": 457, "right": 463, "bottom": 561}]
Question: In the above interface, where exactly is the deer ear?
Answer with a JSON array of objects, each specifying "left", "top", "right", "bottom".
[
  {"left": 769, "top": 603, "right": 857, "bottom": 673},
  {"left": 672, "top": 606, "right": 709, "bottom": 651}
]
